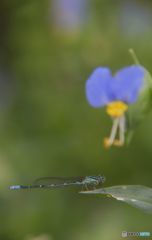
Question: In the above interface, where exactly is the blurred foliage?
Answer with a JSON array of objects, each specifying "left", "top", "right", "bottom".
[{"left": 0, "top": 0, "right": 152, "bottom": 239}]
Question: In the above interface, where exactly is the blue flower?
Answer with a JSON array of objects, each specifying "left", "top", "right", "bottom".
[{"left": 85, "top": 65, "right": 145, "bottom": 148}]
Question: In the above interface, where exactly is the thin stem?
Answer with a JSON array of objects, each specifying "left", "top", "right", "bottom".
[
  {"left": 119, "top": 115, "right": 125, "bottom": 144},
  {"left": 129, "top": 48, "right": 140, "bottom": 65}
]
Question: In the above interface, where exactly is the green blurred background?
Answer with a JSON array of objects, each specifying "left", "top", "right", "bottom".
[{"left": 0, "top": 0, "right": 152, "bottom": 239}]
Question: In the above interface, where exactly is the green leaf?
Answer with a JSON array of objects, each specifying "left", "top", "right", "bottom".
[
  {"left": 126, "top": 67, "right": 152, "bottom": 144},
  {"left": 80, "top": 185, "right": 152, "bottom": 214}
]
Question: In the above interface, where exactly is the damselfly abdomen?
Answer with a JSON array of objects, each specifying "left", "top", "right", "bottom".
[{"left": 9, "top": 175, "right": 105, "bottom": 191}]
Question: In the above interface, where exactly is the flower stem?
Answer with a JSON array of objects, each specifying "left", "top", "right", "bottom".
[
  {"left": 129, "top": 48, "right": 140, "bottom": 65},
  {"left": 119, "top": 115, "right": 125, "bottom": 144}
]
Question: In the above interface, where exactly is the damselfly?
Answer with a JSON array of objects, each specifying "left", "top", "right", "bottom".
[{"left": 9, "top": 175, "right": 105, "bottom": 190}]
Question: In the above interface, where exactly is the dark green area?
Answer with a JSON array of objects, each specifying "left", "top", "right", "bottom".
[{"left": 0, "top": 1, "right": 152, "bottom": 239}]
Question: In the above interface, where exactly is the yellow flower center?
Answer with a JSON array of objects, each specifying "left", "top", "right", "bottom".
[{"left": 106, "top": 101, "right": 128, "bottom": 118}]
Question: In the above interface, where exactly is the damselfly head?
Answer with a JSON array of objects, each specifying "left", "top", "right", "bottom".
[{"left": 97, "top": 175, "right": 106, "bottom": 184}]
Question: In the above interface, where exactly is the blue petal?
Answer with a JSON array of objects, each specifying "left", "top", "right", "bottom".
[
  {"left": 85, "top": 67, "right": 113, "bottom": 107},
  {"left": 112, "top": 65, "right": 145, "bottom": 103}
]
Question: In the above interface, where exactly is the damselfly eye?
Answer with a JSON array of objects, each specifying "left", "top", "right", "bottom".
[{"left": 98, "top": 175, "right": 106, "bottom": 183}]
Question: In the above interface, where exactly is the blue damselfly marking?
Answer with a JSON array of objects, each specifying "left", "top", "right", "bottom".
[{"left": 9, "top": 175, "right": 105, "bottom": 190}]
